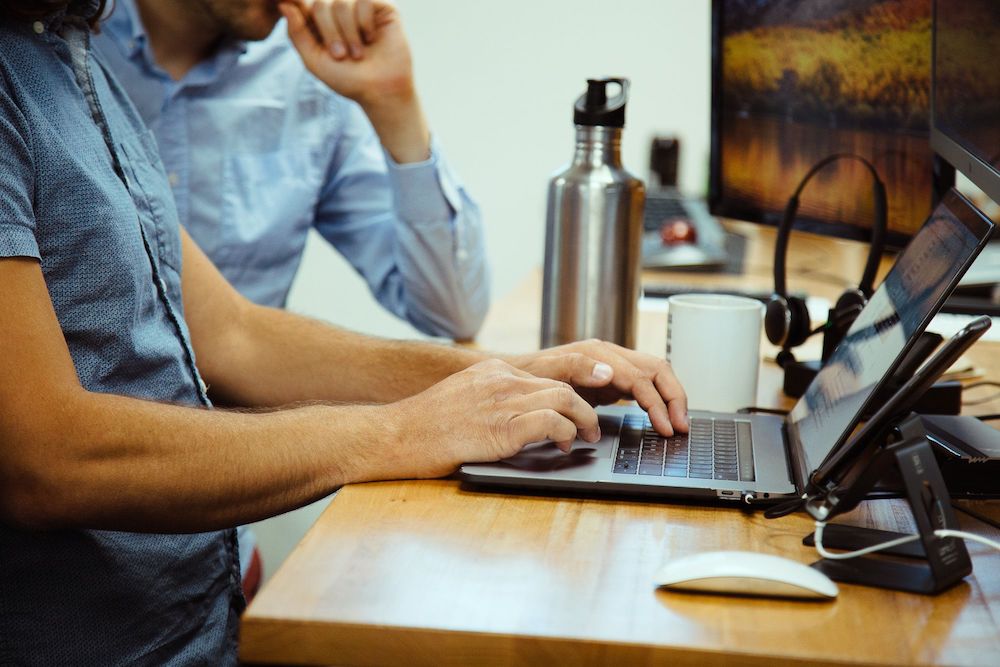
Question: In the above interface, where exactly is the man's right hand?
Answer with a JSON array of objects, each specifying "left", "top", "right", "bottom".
[
  {"left": 278, "top": 0, "right": 411, "bottom": 102},
  {"left": 368, "top": 360, "right": 602, "bottom": 480},
  {"left": 278, "top": 0, "right": 432, "bottom": 164}
]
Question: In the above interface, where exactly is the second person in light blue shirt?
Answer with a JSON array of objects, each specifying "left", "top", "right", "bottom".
[{"left": 93, "top": 0, "right": 489, "bottom": 338}]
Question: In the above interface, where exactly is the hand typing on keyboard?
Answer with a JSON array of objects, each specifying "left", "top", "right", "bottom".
[
  {"left": 365, "top": 341, "right": 688, "bottom": 479},
  {"left": 506, "top": 339, "right": 690, "bottom": 438},
  {"left": 387, "top": 359, "right": 603, "bottom": 478}
]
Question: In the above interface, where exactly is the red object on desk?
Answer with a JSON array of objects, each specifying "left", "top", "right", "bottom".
[{"left": 660, "top": 218, "right": 697, "bottom": 245}]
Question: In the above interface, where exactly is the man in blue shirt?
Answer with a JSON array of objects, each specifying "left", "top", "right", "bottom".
[
  {"left": 93, "top": 0, "right": 491, "bottom": 582},
  {"left": 0, "top": 1, "right": 688, "bottom": 663},
  {"left": 93, "top": 0, "right": 487, "bottom": 333}
]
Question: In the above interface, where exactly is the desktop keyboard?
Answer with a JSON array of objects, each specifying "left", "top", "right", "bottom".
[
  {"left": 643, "top": 196, "right": 690, "bottom": 232},
  {"left": 613, "top": 415, "right": 755, "bottom": 481}
]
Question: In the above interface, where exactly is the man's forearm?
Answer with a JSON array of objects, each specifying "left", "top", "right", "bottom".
[
  {"left": 5, "top": 390, "right": 392, "bottom": 533},
  {"left": 201, "top": 301, "right": 488, "bottom": 408},
  {"left": 5, "top": 355, "right": 610, "bottom": 534},
  {"left": 360, "top": 91, "right": 431, "bottom": 164},
  {"left": 181, "top": 228, "right": 488, "bottom": 409}
]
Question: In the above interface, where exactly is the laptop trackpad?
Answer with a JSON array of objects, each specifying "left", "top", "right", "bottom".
[{"left": 493, "top": 413, "right": 621, "bottom": 473}]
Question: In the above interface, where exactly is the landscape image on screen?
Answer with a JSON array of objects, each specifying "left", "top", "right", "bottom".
[
  {"left": 714, "top": 0, "right": 933, "bottom": 240},
  {"left": 936, "top": 0, "right": 1000, "bottom": 182}
]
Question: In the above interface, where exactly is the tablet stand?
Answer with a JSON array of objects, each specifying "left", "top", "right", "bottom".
[
  {"left": 784, "top": 331, "right": 948, "bottom": 413},
  {"left": 801, "top": 415, "right": 972, "bottom": 594}
]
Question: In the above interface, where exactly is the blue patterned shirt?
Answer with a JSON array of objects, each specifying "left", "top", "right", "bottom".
[{"left": 0, "top": 10, "right": 240, "bottom": 666}]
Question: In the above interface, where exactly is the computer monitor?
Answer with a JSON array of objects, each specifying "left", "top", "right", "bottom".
[
  {"left": 709, "top": 0, "right": 943, "bottom": 247},
  {"left": 931, "top": 0, "right": 1000, "bottom": 206}
]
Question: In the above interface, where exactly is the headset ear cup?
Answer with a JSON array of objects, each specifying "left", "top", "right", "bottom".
[
  {"left": 775, "top": 348, "right": 797, "bottom": 369},
  {"left": 764, "top": 296, "right": 790, "bottom": 346},
  {"left": 834, "top": 288, "right": 866, "bottom": 316},
  {"left": 783, "top": 296, "right": 812, "bottom": 348}
]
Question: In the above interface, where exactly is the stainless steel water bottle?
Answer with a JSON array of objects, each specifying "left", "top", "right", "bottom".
[{"left": 541, "top": 78, "right": 645, "bottom": 349}]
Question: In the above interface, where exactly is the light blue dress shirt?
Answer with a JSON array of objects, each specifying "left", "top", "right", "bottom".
[{"left": 93, "top": 0, "right": 490, "bottom": 340}]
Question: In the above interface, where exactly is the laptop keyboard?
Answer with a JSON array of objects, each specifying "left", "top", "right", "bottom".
[{"left": 613, "top": 415, "right": 755, "bottom": 482}]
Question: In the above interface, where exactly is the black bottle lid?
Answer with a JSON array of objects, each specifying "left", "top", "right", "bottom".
[{"left": 574, "top": 78, "right": 629, "bottom": 128}]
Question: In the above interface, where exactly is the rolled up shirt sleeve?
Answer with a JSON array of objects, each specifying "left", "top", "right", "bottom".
[
  {"left": 0, "top": 86, "right": 41, "bottom": 261},
  {"left": 312, "top": 99, "right": 490, "bottom": 340}
]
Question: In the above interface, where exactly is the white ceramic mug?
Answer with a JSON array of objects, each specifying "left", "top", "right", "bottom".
[{"left": 666, "top": 294, "right": 764, "bottom": 412}]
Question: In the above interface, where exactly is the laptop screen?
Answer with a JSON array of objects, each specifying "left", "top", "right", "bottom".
[{"left": 788, "top": 190, "right": 993, "bottom": 475}]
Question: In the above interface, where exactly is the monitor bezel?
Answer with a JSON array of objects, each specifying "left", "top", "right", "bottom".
[
  {"left": 708, "top": 0, "right": 939, "bottom": 250},
  {"left": 930, "top": 0, "right": 1000, "bottom": 207}
]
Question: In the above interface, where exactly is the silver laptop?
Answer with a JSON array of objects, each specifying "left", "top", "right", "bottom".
[{"left": 462, "top": 190, "right": 995, "bottom": 504}]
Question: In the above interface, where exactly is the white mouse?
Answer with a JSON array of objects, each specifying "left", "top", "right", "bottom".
[{"left": 654, "top": 550, "right": 838, "bottom": 600}]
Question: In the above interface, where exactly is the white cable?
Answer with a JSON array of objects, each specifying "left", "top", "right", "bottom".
[
  {"left": 934, "top": 529, "right": 1000, "bottom": 552},
  {"left": 813, "top": 521, "right": 921, "bottom": 560},
  {"left": 813, "top": 521, "right": 1000, "bottom": 560}
]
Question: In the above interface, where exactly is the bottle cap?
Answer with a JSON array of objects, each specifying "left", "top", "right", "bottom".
[{"left": 574, "top": 78, "right": 629, "bottom": 128}]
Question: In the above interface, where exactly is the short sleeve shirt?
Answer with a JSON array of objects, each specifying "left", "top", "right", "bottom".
[{"left": 0, "top": 12, "right": 241, "bottom": 666}]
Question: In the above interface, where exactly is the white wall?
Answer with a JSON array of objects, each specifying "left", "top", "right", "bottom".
[{"left": 251, "top": 0, "right": 712, "bottom": 580}]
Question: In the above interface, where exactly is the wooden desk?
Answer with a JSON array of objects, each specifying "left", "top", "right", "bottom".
[{"left": 242, "top": 223, "right": 1000, "bottom": 666}]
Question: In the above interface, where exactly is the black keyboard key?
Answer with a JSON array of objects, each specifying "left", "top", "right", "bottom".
[
  {"left": 639, "top": 446, "right": 661, "bottom": 457},
  {"left": 614, "top": 444, "right": 639, "bottom": 470},
  {"left": 619, "top": 423, "right": 642, "bottom": 447},
  {"left": 613, "top": 421, "right": 642, "bottom": 474},
  {"left": 614, "top": 459, "right": 638, "bottom": 474},
  {"left": 639, "top": 462, "right": 664, "bottom": 475}
]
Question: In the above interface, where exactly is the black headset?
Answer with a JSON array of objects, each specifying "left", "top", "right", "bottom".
[{"left": 764, "top": 154, "right": 888, "bottom": 366}]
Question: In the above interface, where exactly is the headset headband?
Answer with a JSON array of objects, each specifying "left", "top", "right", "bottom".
[{"left": 773, "top": 153, "right": 888, "bottom": 298}]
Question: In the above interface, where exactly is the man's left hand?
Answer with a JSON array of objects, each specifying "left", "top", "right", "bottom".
[{"left": 507, "top": 340, "right": 690, "bottom": 437}]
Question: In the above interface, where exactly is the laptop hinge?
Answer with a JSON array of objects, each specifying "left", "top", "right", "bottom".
[{"left": 784, "top": 420, "right": 810, "bottom": 494}]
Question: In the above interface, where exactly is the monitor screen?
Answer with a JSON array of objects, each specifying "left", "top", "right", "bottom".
[
  {"left": 931, "top": 0, "right": 1000, "bottom": 206},
  {"left": 710, "top": 0, "right": 938, "bottom": 245},
  {"left": 788, "top": 190, "right": 992, "bottom": 475}
]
